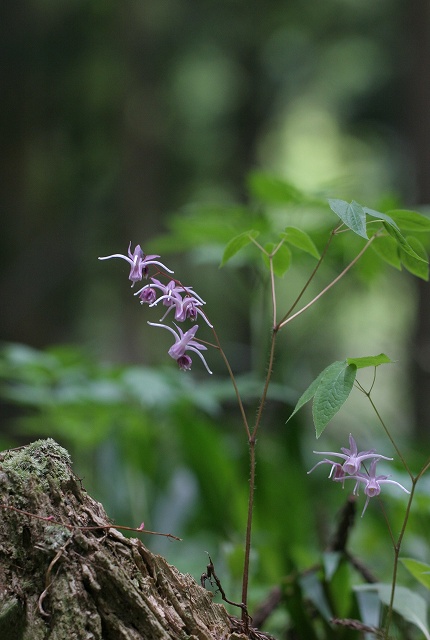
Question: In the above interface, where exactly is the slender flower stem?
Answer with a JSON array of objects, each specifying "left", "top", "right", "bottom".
[
  {"left": 383, "top": 482, "right": 417, "bottom": 639},
  {"left": 241, "top": 436, "right": 256, "bottom": 622},
  {"left": 211, "top": 329, "right": 251, "bottom": 441},
  {"left": 376, "top": 496, "right": 397, "bottom": 548},
  {"left": 240, "top": 255, "right": 279, "bottom": 621},
  {"left": 241, "top": 327, "right": 278, "bottom": 623},
  {"left": 361, "top": 387, "right": 408, "bottom": 638},
  {"left": 365, "top": 392, "right": 413, "bottom": 479},
  {"left": 363, "top": 389, "right": 425, "bottom": 639},
  {"left": 384, "top": 454, "right": 430, "bottom": 639}
]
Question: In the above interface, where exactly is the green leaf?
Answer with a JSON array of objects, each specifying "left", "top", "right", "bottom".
[
  {"left": 387, "top": 209, "right": 430, "bottom": 232},
  {"left": 400, "top": 558, "right": 430, "bottom": 590},
  {"left": 355, "top": 584, "right": 430, "bottom": 640},
  {"left": 371, "top": 234, "right": 401, "bottom": 270},
  {"left": 355, "top": 588, "right": 381, "bottom": 631},
  {"left": 150, "top": 204, "right": 260, "bottom": 254},
  {"left": 300, "top": 572, "right": 333, "bottom": 623},
  {"left": 312, "top": 360, "right": 357, "bottom": 438},
  {"left": 323, "top": 551, "right": 342, "bottom": 581},
  {"left": 261, "top": 243, "right": 291, "bottom": 277},
  {"left": 326, "top": 556, "right": 352, "bottom": 619},
  {"left": 287, "top": 360, "right": 358, "bottom": 434},
  {"left": 400, "top": 235, "right": 429, "bottom": 280},
  {"left": 363, "top": 206, "right": 400, "bottom": 230},
  {"left": 286, "top": 368, "right": 327, "bottom": 423},
  {"left": 248, "top": 171, "right": 315, "bottom": 205},
  {"left": 280, "top": 227, "right": 320, "bottom": 259},
  {"left": 384, "top": 223, "right": 427, "bottom": 262},
  {"left": 328, "top": 199, "right": 368, "bottom": 239},
  {"left": 346, "top": 353, "right": 393, "bottom": 369},
  {"left": 283, "top": 570, "right": 321, "bottom": 640},
  {"left": 220, "top": 230, "right": 260, "bottom": 266}
]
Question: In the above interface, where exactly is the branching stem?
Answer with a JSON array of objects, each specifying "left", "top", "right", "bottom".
[
  {"left": 279, "top": 234, "right": 377, "bottom": 329},
  {"left": 225, "top": 229, "right": 379, "bottom": 629},
  {"left": 278, "top": 227, "right": 336, "bottom": 326}
]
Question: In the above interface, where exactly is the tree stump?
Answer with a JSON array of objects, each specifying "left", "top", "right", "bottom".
[{"left": 0, "top": 439, "right": 245, "bottom": 640}]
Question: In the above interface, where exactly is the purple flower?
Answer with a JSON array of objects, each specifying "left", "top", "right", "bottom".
[
  {"left": 136, "top": 279, "right": 176, "bottom": 305},
  {"left": 138, "top": 279, "right": 184, "bottom": 305},
  {"left": 307, "top": 459, "right": 348, "bottom": 486},
  {"left": 99, "top": 243, "right": 173, "bottom": 286},
  {"left": 337, "top": 458, "right": 410, "bottom": 517},
  {"left": 158, "top": 295, "right": 212, "bottom": 326},
  {"left": 308, "top": 435, "right": 410, "bottom": 517},
  {"left": 136, "top": 278, "right": 212, "bottom": 327},
  {"left": 309, "top": 433, "right": 392, "bottom": 476},
  {"left": 139, "top": 287, "right": 157, "bottom": 304},
  {"left": 148, "top": 322, "right": 212, "bottom": 374}
]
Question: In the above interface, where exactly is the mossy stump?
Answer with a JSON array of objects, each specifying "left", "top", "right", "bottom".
[{"left": 0, "top": 439, "right": 236, "bottom": 640}]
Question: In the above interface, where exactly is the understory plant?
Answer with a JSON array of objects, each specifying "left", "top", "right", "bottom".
[{"left": 97, "top": 177, "right": 430, "bottom": 639}]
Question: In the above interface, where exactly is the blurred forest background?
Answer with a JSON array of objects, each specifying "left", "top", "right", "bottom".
[{"left": 2, "top": 0, "right": 430, "bottom": 634}]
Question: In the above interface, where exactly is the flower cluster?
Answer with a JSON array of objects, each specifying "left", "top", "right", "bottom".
[
  {"left": 307, "top": 434, "right": 410, "bottom": 516},
  {"left": 99, "top": 243, "right": 212, "bottom": 374},
  {"left": 135, "top": 278, "right": 212, "bottom": 327}
]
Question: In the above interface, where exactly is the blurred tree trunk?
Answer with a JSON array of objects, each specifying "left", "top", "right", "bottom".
[
  {"left": 407, "top": 0, "right": 430, "bottom": 443},
  {"left": 0, "top": 439, "right": 236, "bottom": 640}
]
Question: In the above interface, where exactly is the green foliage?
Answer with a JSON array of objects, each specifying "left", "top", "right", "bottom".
[
  {"left": 346, "top": 353, "right": 394, "bottom": 369},
  {"left": 247, "top": 172, "right": 325, "bottom": 208},
  {"left": 328, "top": 199, "right": 369, "bottom": 239},
  {"left": 400, "top": 558, "right": 430, "bottom": 590},
  {"left": 328, "top": 199, "right": 401, "bottom": 239},
  {"left": 371, "top": 234, "right": 402, "bottom": 270},
  {"left": 383, "top": 222, "right": 426, "bottom": 263},
  {"left": 0, "top": 343, "right": 216, "bottom": 447},
  {"left": 0, "top": 342, "right": 244, "bottom": 533},
  {"left": 287, "top": 355, "right": 392, "bottom": 438},
  {"left": 0, "top": 341, "right": 305, "bottom": 557},
  {"left": 324, "top": 554, "right": 353, "bottom": 619},
  {"left": 387, "top": 210, "right": 430, "bottom": 232},
  {"left": 221, "top": 230, "right": 260, "bottom": 266},
  {"left": 311, "top": 362, "right": 357, "bottom": 439},
  {"left": 150, "top": 180, "right": 430, "bottom": 305},
  {"left": 281, "top": 553, "right": 359, "bottom": 640},
  {"left": 149, "top": 204, "right": 269, "bottom": 257},
  {"left": 400, "top": 235, "right": 429, "bottom": 280},
  {"left": 282, "top": 572, "right": 321, "bottom": 640},
  {"left": 327, "top": 198, "right": 430, "bottom": 280},
  {"left": 280, "top": 227, "right": 321, "bottom": 259},
  {"left": 261, "top": 242, "right": 292, "bottom": 277},
  {"left": 356, "top": 584, "right": 430, "bottom": 639}
]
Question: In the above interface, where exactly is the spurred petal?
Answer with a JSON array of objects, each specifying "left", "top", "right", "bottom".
[
  {"left": 99, "top": 243, "right": 173, "bottom": 286},
  {"left": 147, "top": 322, "right": 212, "bottom": 374}
]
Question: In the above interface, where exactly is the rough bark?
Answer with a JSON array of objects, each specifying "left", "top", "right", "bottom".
[{"left": 0, "top": 439, "right": 246, "bottom": 640}]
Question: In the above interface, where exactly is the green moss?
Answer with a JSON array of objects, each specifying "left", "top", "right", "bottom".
[
  {"left": 43, "top": 525, "right": 72, "bottom": 550},
  {"left": 1, "top": 438, "right": 72, "bottom": 492}
]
